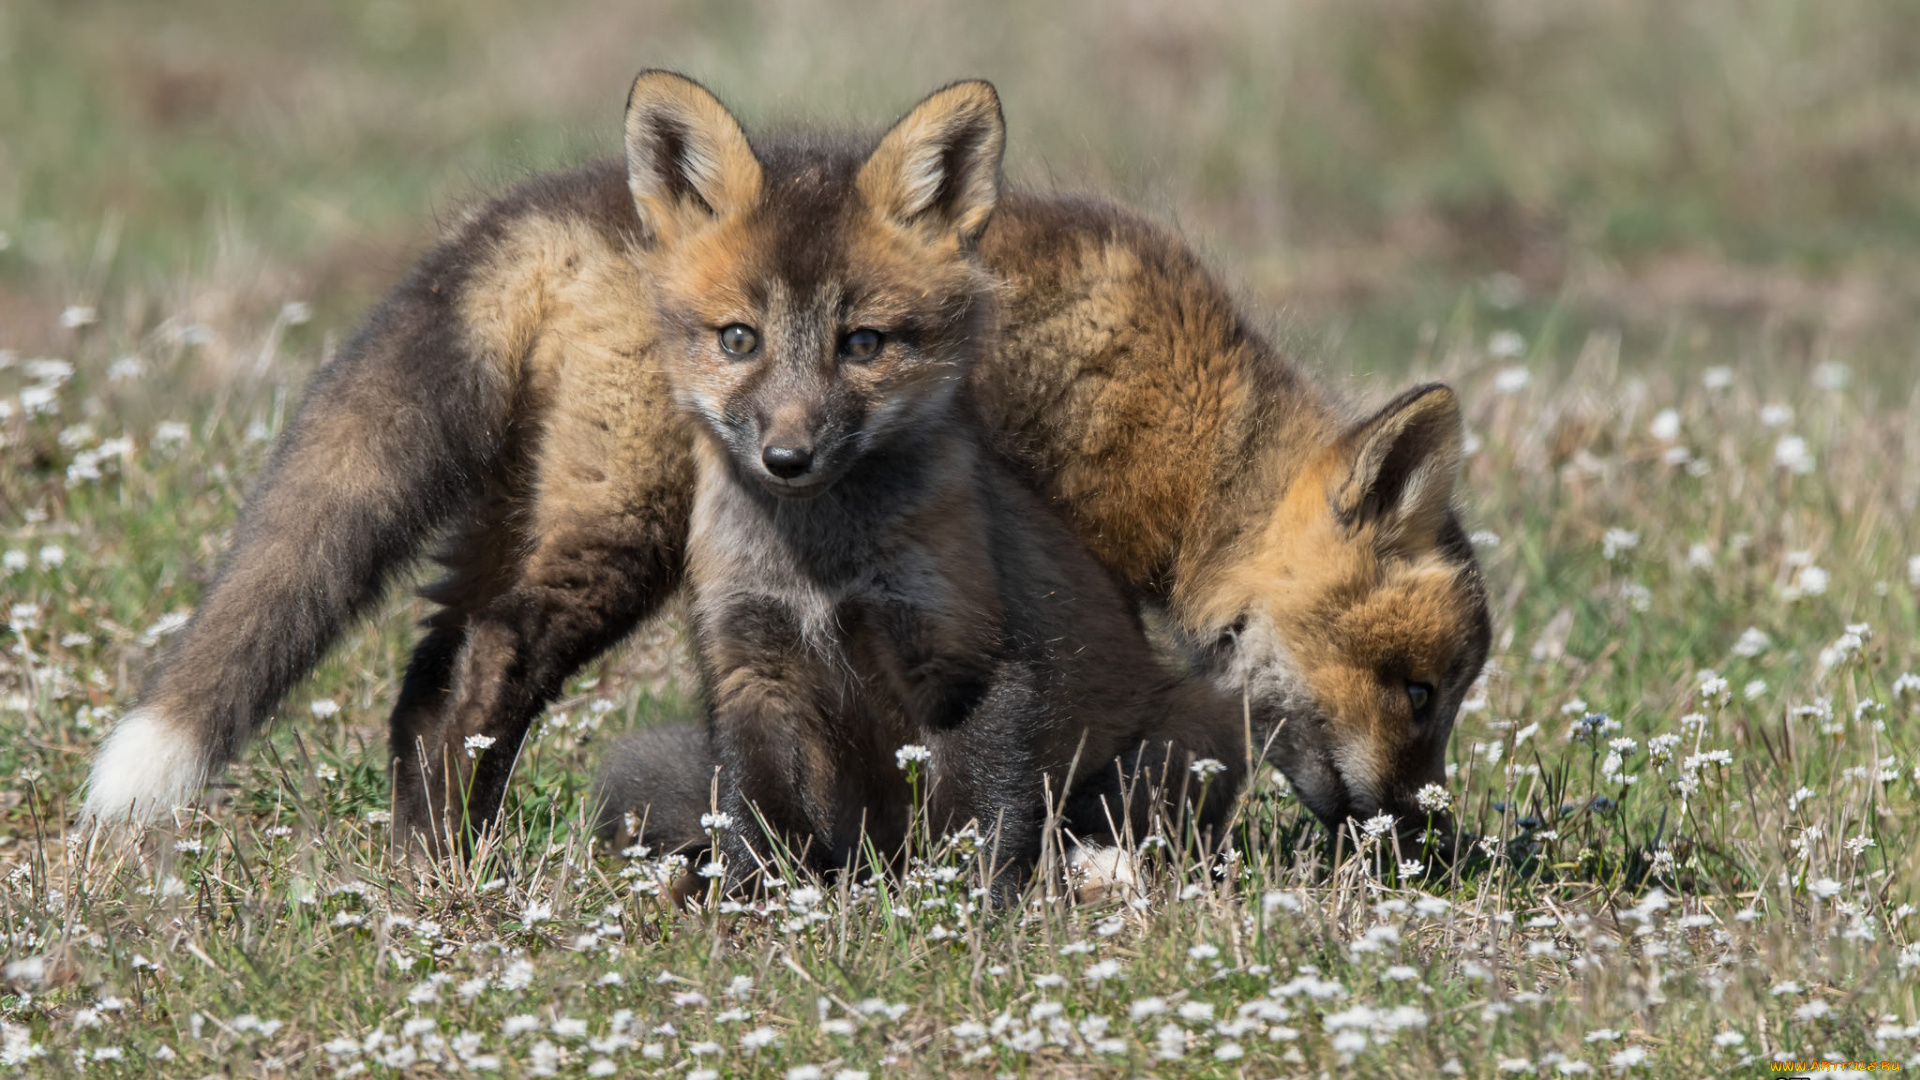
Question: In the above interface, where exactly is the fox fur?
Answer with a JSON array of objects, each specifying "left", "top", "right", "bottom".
[
  {"left": 594, "top": 75, "right": 1244, "bottom": 891},
  {"left": 81, "top": 71, "right": 1490, "bottom": 857}
]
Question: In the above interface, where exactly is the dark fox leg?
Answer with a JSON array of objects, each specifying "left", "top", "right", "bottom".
[
  {"left": 392, "top": 516, "right": 685, "bottom": 857},
  {"left": 390, "top": 348, "right": 695, "bottom": 856},
  {"left": 83, "top": 248, "right": 514, "bottom": 823},
  {"left": 924, "top": 678, "right": 1047, "bottom": 901},
  {"left": 693, "top": 597, "right": 847, "bottom": 890},
  {"left": 592, "top": 723, "right": 717, "bottom": 856}
]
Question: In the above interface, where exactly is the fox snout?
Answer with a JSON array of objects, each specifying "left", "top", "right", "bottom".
[
  {"left": 761, "top": 443, "right": 814, "bottom": 479},
  {"left": 756, "top": 403, "right": 828, "bottom": 489}
]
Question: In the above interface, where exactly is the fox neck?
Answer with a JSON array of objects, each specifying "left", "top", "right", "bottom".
[{"left": 1165, "top": 390, "right": 1343, "bottom": 639}]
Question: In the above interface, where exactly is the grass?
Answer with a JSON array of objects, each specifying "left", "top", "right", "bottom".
[{"left": 3, "top": 1, "right": 1920, "bottom": 1077}]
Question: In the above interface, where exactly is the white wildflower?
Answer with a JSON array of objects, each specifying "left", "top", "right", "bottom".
[
  {"left": 1493, "top": 366, "right": 1531, "bottom": 393},
  {"left": 1786, "top": 564, "right": 1829, "bottom": 599},
  {"left": 1812, "top": 361, "right": 1851, "bottom": 390},
  {"left": 1686, "top": 542, "right": 1714, "bottom": 572},
  {"left": 1651, "top": 405, "right": 1681, "bottom": 440},
  {"left": 1818, "top": 625, "right": 1867, "bottom": 675},
  {"left": 19, "top": 385, "right": 58, "bottom": 415},
  {"left": 1772, "top": 435, "right": 1814, "bottom": 474},
  {"left": 1601, "top": 528, "right": 1640, "bottom": 560},
  {"left": 1648, "top": 409, "right": 1681, "bottom": 442},
  {"left": 1609, "top": 1046, "right": 1647, "bottom": 1070},
  {"left": 1488, "top": 331, "right": 1527, "bottom": 359},
  {"left": 1731, "top": 627, "right": 1771, "bottom": 657},
  {"left": 1129, "top": 997, "right": 1167, "bottom": 1021}
]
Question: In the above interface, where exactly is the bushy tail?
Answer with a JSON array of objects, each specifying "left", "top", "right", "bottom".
[
  {"left": 84, "top": 247, "right": 515, "bottom": 822},
  {"left": 593, "top": 723, "right": 717, "bottom": 856}
]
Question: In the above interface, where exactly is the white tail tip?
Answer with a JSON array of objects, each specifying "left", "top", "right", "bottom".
[{"left": 81, "top": 706, "right": 207, "bottom": 823}]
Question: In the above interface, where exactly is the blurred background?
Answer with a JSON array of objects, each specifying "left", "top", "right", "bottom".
[{"left": 4, "top": 0, "right": 1918, "bottom": 388}]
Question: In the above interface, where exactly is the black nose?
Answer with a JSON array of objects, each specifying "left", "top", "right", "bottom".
[{"left": 761, "top": 444, "right": 814, "bottom": 479}]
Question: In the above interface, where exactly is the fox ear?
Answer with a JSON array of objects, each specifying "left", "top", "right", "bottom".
[
  {"left": 857, "top": 80, "right": 1005, "bottom": 246},
  {"left": 624, "top": 71, "right": 762, "bottom": 245},
  {"left": 1331, "top": 383, "right": 1464, "bottom": 545}
]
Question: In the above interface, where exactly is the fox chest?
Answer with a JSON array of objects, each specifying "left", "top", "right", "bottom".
[
  {"left": 687, "top": 469, "right": 1010, "bottom": 722},
  {"left": 692, "top": 556, "right": 977, "bottom": 688}
]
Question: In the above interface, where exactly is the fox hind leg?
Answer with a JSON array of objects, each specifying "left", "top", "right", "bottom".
[
  {"left": 391, "top": 512, "right": 686, "bottom": 858},
  {"left": 592, "top": 722, "right": 716, "bottom": 857}
]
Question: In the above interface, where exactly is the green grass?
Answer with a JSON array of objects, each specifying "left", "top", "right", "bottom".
[{"left": 3, "top": 1, "right": 1920, "bottom": 1077}]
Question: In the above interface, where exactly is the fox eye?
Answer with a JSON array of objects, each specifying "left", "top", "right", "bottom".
[
  {"left": 1407, "top": 681, "right": 1434, "bottom": 713},
  {"left": 842, "top": 328, "right": 883, "bottom": 361},
  {"left": 718, "top": 324, "right": 758, "bottom": 357}
]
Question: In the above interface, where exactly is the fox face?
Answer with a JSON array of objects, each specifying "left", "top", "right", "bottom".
[
  {"left": 623, "top": 73, "right": 1003, "bottom": 497},
  {"left": 1180, "top": 385, "right": 1491, "bottom": 836}
]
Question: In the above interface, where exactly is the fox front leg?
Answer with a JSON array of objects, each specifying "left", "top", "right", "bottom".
[
  {"left": 696, "top": 596, "right": 844, "bottom": 893},
  {"left": 858, "top": 596, "right": 1003, "bottom": 733}
]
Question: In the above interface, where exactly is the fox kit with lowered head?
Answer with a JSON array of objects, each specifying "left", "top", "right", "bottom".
[
  {"left": 83, "top": 70, "right": 1488, "bottom": 858},
  {"left": 613, "top": 75, "right": 1244, "bottom": 889}
]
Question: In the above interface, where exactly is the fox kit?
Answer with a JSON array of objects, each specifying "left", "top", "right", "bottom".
[
  {"left": 83, "top": 71, "right": 1488, "bottom": 856},
  {"left": 607, "top": 76, "right": 1244, "bottom": 887}
]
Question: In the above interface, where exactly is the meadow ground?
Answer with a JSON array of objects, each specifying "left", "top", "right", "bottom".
[{"left": 2, "top": 1, "right": 1919, "bottom": 1076}]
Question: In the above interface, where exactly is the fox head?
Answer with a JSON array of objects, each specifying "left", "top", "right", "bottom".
[
  {"left": 623, "top": 71, "right": 1004, "bottom": 497},
  {"left": 1179, "top": 384, "right": 1492, "bottom": 840}
]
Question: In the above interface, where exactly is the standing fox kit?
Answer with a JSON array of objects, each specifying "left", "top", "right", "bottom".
[
  {"left": 82, "top": 69, "right": 1489, "bottom": 854},
  {"left": 622, "top": 76, "right": 1243, "bottom": 885}
]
